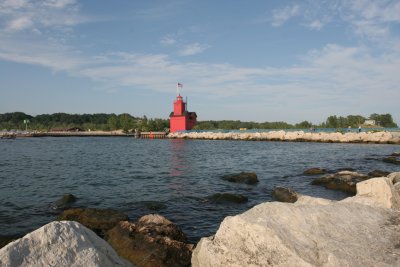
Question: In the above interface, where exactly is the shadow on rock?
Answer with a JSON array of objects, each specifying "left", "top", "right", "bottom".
[
  {"left": 303, "top": 168, "right": 327, "bottom": 175},
  {"left": 272, "top": 187, "right": 299, "bottom": 203},
  {"left": 207, "top": 193, "right": 248, "bottom": 204},
  {"left": 383, "top": 156, "right": 400, "bottom": 165},
  {"left": 368, "top": 170, "right": 390, "bottom": 178},
  {"left": 106, "top": 214, "right": 193, "bottom": 267},
  {"left": 221, "top": 172, "right": 259, "bottom": 184},
  {"left": 311, "top": 171, "right": 370, "bottom": 195},
  {"left": 58, "top": 208, "right": 128, "bottom": 235},
  {"left": 49, "top": 193, "right": 77, "bottom": 213}
]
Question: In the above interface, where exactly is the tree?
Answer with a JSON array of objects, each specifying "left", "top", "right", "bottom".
[
  {"left": 295, "top": 121, "right": 312, "bottom": 129},
  {"left": 107, "top": 115, "right": 120, "bottom": 130},
  {"left": 369, "top": 113, "right": 398, "bottom": 127},
  {"left": 346, "top": 115, "right": 365, "bottom": 127},
  {"left": 325, "top": 116, "right": 338, "bottom": 128}
]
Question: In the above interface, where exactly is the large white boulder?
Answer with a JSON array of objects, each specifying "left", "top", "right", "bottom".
[
  {"left": 342, "top": 177, "right": 400, "bottom": 209},
  {"left": 388, "top": 172, "right": 400, "bottom": 184},
  {"left": 0, "top": 221, "right": 132, "bottom": 267},
  {"left": 192, "top": 177, "right": 400, "bottom": 267}
]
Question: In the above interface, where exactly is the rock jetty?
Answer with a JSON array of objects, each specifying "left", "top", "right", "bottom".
[
  {"left": 192, "top": 173, "right": 400, "bottom": 266},
  {"left": 169, "top": 130, "right": 400, "bottom": 144}
]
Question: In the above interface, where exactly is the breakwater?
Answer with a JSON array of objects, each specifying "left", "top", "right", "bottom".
[
  {"left": 168, "top": 130, "right": 400, "bottom": 144},
  {"left": 0, "top": 131, "right": 167, "bottom": 138}
]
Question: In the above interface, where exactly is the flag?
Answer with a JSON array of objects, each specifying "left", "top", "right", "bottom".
[{"left": 177, "top": 83, "right": 183, "bottom": 88}]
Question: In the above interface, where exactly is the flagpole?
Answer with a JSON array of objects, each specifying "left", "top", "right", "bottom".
[{"left": 177, "top": 82, "right": 183, "bottom": 96}]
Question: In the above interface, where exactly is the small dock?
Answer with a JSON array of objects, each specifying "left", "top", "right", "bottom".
[{"left": 140, "top": 132, "right": 167, "bottom": 139}]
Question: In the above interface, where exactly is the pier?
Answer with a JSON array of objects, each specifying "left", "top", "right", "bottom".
[
  {"left": 139, "top": 132, "right": 167, "bottom": 139},
  {"left": 0, "top": 131, "right": 168, "bottom": 139}
]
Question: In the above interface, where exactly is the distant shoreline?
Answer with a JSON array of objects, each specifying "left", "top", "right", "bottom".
[{"left": 2, "top": 130, "right": 400, "bottom": 144}]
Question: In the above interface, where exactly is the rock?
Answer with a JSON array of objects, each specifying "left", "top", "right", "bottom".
[
  {"left": 368, "top": 169, "right": 390, "bottom": 178},
  {"left": 336, "top": 167, "right": 355, "bottom": 172},
  {"left": 383, "top": 156, "right": 400, "bottom": 165},
  {"left": 0, "top": 235, "right": 20, "bottom": 249},
  {"left": 303, "top": 168, "right": 326, "bottom": 175},
  {"left": 106, "top": 214, "right": 193, "bottom": 267},
  {"left": 58, "top": 208, "right": 128, "bottom": 233},
  {"left": 395, "top": 183, "right": 400, "bottom": 196},
  {"left": 272, "top": 187, "right": 298, "bottom": 203},
  {"left": 169, "top": 131, "right": 400, "bottom": 144},
  {"left": 192, "top": 178, "right": 400, "bottom": 267},
  {"left": 342, "top": 177, "right": 400, "bottom": 210},
  {"left": 296, "top": 195, "right": 333, "bottom": 206},
  {"left": 50, "top": 193, "right": 77, "bottom": 211},
  {"left": 207, "top": 193, "right": 248, "bottom": 204},
  {"left": 0, "top": 221, "right": 131, "bottom": 267},
  {"left": 221, "top": 172, "right": 259, "bottom": 184},
  {"left": 388, "top": 172, "right": 400, "bottom": 184},
  {"left": 391, "top": 152, "right": 400, "bottom": 157},
  {"left": 312, "top": 171, "right": 369, "bottom": 194}
]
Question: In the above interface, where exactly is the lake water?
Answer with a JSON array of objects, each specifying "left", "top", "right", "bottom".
[{"left": 0, "top": 137, "right": 399, "bottom": 243}]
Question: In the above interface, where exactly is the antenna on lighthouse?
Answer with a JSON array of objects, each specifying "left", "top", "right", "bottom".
[{"left": 176, "top": 82, "right": 183, "bottom": 96}]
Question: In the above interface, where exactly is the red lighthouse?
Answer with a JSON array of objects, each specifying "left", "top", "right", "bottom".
[{"left": 169, "top": 84, "right": 197, "bottom": 132}]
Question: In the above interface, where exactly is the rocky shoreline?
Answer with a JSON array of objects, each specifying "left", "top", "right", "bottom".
[
  {"left": 1, "top": 171, "right": 400, "bottom": 266},
  {"left": 193, "top": 172, "right": 400, "bottom": 266},
  {"left": 169, "top": 130, "right": 400, "bottom": 144}
]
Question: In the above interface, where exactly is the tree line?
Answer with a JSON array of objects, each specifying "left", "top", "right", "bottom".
[
  {"left": 194, "top": 113, "right": 397, "bottom": 130},
  {"left": 0, "top": 112, "right": 169, "bottom": 132},
  {"left": 0, "top": 112, "right": 397, "bottom": 132}
]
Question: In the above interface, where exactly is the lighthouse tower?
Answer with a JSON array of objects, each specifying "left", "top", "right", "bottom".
[{"left": 169, "top": 84, "right": 197, "bottom": 132}]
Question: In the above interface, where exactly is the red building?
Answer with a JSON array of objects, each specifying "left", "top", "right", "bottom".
[{"left": 169, "top": 94, "right": 197, "bottom": 132}]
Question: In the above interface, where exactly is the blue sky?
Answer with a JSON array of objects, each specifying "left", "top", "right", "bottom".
[{"left": 0, "top": 0, "right": 399, "bottom": 124}]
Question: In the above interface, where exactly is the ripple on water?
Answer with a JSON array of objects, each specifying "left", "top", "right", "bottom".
[{"left": 0, "top": 137, "right": 399, "bottom": 242}]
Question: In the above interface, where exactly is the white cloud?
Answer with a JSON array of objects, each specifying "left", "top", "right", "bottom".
[
  {"left": 179, "top": 43, "right": 210, "bottom": 56},
  {"left": 6, "top": 15, "right": 33, "bottom": 31},
  {"left": 271, "top": 4, "right": 300, "bottom": 26},
  {"left": 0, "top": 0, "right": 28, "bottom": 9},
  {"left": 160, "top": 35, "right": 176, "bottom": 45},
  {"left": 307, "top": 19, "right": 324, "bottom": 30},
  {"left": 42, "top": 0, "right": 76, "bottom": 9},
  {"left": 268, "top": 1, "right": 400, "bottom": 43},
  {"left": 0, "top": 0, "right": 88, "bottom": 33}
]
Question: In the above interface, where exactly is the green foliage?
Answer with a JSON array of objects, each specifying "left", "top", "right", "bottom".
[
  {"left": 0, "top": 112, "right": 169, "bottom": 132},
  {"left": 194, "top": 120, "right": 296, "bottom": 130},
  {"left": 295, "top": 121, "right": 313, "bottom": 129},
  {"left": 369, "top": 113, "right": 398, "bottom": 127},
  {"left": 324, "top": 115, "right": 365, "bottom": 128},
  {"left": 322, "top": 113, "right": 398, "bottom": 128}
]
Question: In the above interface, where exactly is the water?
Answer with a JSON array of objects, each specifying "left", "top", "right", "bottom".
[{"left": 0, "top": 137, "right": 399, "bottom": 243}]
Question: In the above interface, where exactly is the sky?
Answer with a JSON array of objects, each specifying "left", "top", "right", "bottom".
[{"left": 0, "top": 0, "right": 399, "bottom": 125}]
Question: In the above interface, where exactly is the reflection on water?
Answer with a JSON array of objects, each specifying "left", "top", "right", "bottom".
[{"left": 170, "top": 139, "right": 188, "bottom": 177}]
